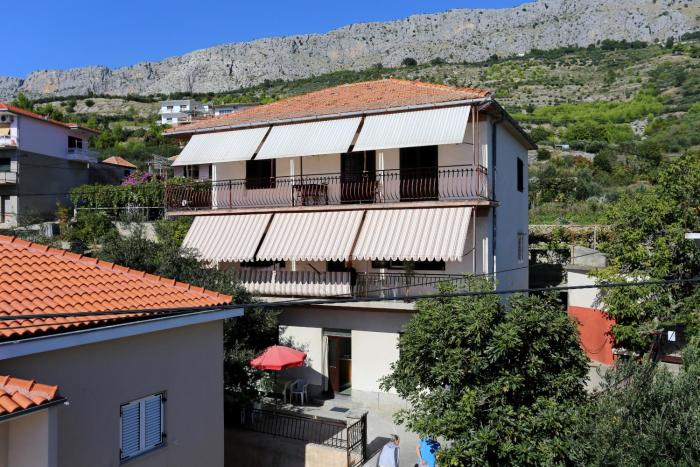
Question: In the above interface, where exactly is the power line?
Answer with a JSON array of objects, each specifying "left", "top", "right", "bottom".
[{"left": 0, "top": 276, "right": 697, "bottom": 329}]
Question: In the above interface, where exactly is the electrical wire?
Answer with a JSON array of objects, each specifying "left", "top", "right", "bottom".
[{"left": 0, "top": 276, "right": 697, "bottom": 328}]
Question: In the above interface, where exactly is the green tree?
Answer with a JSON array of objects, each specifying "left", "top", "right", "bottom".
[
  {"left": 402, "top": 57, "right": 418, "bottom": 67},
  {"left": 594, "top": 153, "right": 700, "bottom": 351},
  {"left": 381, "top": 279, "right": 588, "bottom": 466},
  {"left": 570, "top": 342, "right": 700, "bottom": 465},
  {"left": 10, "top": 92, "right": 34, "bottom": 111}
]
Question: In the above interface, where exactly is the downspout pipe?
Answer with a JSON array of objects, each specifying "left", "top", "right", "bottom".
[{"left": 490, "top": 110, "right": 505, "bottom": 283}]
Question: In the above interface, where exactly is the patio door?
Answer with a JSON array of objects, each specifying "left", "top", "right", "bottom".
[
  {"left": 326, "top": 333, "right": 352, "bottom": 393},
  {"left": 399, "top": 146, "right": 438, "bottom": 201},
  {"left": 341, "top": 151, "right": 376, "bottom": 203}
]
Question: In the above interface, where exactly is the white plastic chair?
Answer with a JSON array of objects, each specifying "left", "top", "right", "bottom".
[{"left": 290, "top": 379, "right": 308, "bottom": 405}]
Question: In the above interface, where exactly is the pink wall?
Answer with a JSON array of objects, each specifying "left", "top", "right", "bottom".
[{"left": 568, "top": 305, "right": 615, "bottom": 365}]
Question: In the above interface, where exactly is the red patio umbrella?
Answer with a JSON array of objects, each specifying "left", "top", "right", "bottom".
[{"left": 250, "top": 345, "right": 307, "bottom": 371}]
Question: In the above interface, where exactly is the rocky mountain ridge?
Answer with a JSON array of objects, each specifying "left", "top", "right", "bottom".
[{"left": 1, "top": 0, "right": 698, "bottom": 100}]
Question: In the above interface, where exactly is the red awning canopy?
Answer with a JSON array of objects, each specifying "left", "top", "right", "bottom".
[{"left": 250, "top": 345, "right": 307, "bottom": 371}]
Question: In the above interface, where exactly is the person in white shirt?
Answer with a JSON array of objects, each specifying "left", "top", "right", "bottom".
[{"left": 377, "top": 434, "right": 400, "bottom": 467}]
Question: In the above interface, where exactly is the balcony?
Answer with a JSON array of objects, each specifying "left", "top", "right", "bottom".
[
  {"left": 237, "top": 270, "right": 467, "bottom": 299},
  {"left": 0, "top": 171, "right": 16, "bottom": 184},
  {"left": 165, "top": 165, "right": 488, "bottom": 211},
  {"left": 66, "top": 148, "right": 99, "bottom": 162},
  {"left": 0, "top": 137, "right": 17, "bottom": 149}
]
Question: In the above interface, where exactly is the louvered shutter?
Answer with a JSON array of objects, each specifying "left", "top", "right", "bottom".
[
  {"left": 144, "top": 394, "right": 163, "bottom": 449},
  {"left": 120, "top": 402, "right": 141, "bottom": 459}
]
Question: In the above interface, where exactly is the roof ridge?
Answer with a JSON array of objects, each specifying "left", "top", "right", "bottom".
[
  {"left": 0, "top": 236, "right": 232, "bottom": 303},
  {"left": 0, "top": 103, "right": 99, "bottom": 134}
]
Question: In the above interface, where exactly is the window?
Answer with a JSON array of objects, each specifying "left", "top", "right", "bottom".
[
  {"left": 246, "top": 159, "right": 275, "bottom": 189},
  {"left": 120, "top": 393, "right": 165, "bottom": 461},
  {"left": 183, "top": 165, "right": 200, "bottom": 179},
  {"left": 0, "top": 157, "right": 10, "bottom": 172},
  {"left": 179, "top": 105, "right": 187, "bottom": 111},
  {"left": 166, "top": 106, "right": 173, "bottom": 111},
  {"left": 0, "top": 196, "right": 9, "bottom": 224},
  {"left": 371, "top": 260, "right": 445, "bottom": 271},
  {"left": 517, "top": 232, "right": 526, "bottom": 263},
  {"left": 399, "top": 146, "right": 439, "bottom": 200},
  {"left": 517, "top": 157, "right": 524, "bottom": 193},
  {"left": 68, "top": 136, "right": 83, "bottom": 149}
]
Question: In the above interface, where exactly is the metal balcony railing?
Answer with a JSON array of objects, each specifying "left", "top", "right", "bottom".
[
  {"left": 165, "top": 165, "right": 488, "bottom": 211},
  {"left": 66, "top": 148, "right": 99, "bottom": 162},
  {"left": 0, "top": 171, "right": 17, "bottom": 184},
  {"left": 236, "top": 269, "right": 467, "bottom": 299}
]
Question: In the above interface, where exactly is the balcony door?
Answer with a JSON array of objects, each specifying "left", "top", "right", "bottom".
[
  {"left": 399, "top": 146, "right": 438, "bottom": 201},
  {"left": 340, "top": 151, "right": 376, "bottom": 204}
]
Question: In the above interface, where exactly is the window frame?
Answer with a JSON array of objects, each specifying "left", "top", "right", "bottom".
[
  {"left": 246, "top": 159, "right": 276, "bottom": 189},
  {"left": 516, "top": 157, "right": 524, "bottom": 193},
  {"left": 517, "top": 232, "right": 526, "bottom": 264},
  {"left": 119, "top": 392, "right": 166, "bottom": 463}
]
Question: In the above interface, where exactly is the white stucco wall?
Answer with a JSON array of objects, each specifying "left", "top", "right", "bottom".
[
  {"left": 278, "top": 307, "right": 412, "bottom": 393},
  {"left": 16, "top": 117, "right": 91, "bottom": 159},
  {"left": 491, "top": 120, "right": 529, "bottom": 292},
  {"left": 0, "top": 407, "right": 57, "bottom": 467},
  {"left": 567, "top": 269, "right": 599, "bottom": 309},
  {"left": 351, "top": 330, "right": 400, "bottom": 392}
]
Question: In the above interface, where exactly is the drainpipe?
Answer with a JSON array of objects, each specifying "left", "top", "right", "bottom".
[{"left": 490, "top": 110, "right": 505, "bottom": 283}]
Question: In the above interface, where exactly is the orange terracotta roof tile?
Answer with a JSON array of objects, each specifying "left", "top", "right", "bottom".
[
  {"left": 0, "top": 236, "right": 234, "bottom": 340},
  {"left": 167, "top": 78, "right": 491, "bottom": 133},
  {"left": 0, "top": 103, "right": 99, "bottom": 134},
  {"left": 0, "top": 375, "right": 62, "bottom": 419},
  {"left": 101, "top": 156, "right": 138, "bottom": 169}
]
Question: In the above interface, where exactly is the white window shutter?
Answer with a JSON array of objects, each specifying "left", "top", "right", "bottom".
[
  {"left": 144, "top": 395, "right": 163, "bottom": 449},
  {"left": 120, "top": 402, "right": 141, "bottom": 459}
]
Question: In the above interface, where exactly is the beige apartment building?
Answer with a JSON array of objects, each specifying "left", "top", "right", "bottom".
[{"left": 167, "top": 79, "right": 534, "bottom": 395}]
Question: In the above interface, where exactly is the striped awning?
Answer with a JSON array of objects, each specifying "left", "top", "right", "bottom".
[
  {"left": 172, "top": 127, "right": 269, "bottom": 166},
  {"left": 256, "top": 117, "right": 362, "bottom": 160},
  {"left": 182, "top": 214, "right": 272, "bottom": 262},
  {"left": 353, "top": 106, "right": 471, "bottom": 152},
  {"left": 256, "top": 210, "right": 364, "bottom": 261},
  {"left": 352, "top": 207, "right": 472, "bottom": 261}
]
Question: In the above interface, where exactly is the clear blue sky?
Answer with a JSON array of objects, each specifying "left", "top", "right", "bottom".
[{"left": 5, "top": 0, "right": 525, "bottom": 77}]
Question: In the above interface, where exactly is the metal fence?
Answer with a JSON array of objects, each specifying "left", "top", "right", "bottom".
[
  {"left": 240, "top": 408, "right": 367, "bottom": 466},
  {"left": 165, "top": 165, "right": 488, "bottom": 211}
]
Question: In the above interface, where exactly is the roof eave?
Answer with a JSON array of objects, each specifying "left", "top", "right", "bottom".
[
  {"left": 479, "top": 99, "right": 538, "bottom": 150},
  {"left": 0, "top": 397, "right": 67, "bottom": 423},
  {"left": 165, "top": 97, "right": 491, "bottom": 137}
]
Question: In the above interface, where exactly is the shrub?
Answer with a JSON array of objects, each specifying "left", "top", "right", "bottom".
[
  {"left": 401, "top": 57, "right": 418, "bottom": 67},
  {"left": 537, "top": 148, "right": 552, "bottom": 160},
  {"left": 84, "top": 99, "right": 95, "bottom": 107}
]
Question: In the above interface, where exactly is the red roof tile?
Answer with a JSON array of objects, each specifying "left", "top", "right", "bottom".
[
  {"left": 167, "top": 79, "right": 490, "bottom": 134},
  {"left": 101, "top": 156, "right": 137, "bottom": 169},
  {"left": 0, "top": 236, "right": 233, "bottom": 340},
  {"left": 0, "top": 375, "right": 62, "bottom": 418},
  {"left": 0, "top": 103, "right": 99, "bottom": 134}
]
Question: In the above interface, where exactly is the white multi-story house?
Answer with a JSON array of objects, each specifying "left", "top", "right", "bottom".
[
  {"left": 213, "top": 103, "right": 259, "bottom": 117},
  {"left": 0, "top": 103, "right": 124, "bottom": 228},
  {"left": 159, "top": 99, "right": 210, "bottom": 126},
  {"left": 166, "top": 79, "right": 534, "bottom": 395}
]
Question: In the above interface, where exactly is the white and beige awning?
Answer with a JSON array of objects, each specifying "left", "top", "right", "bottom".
[
  {"left": 256, "top": 117, "right": 362, "bottom": 160},
  {"left": 352, "top": 207, "right": 472, "bottom": 261},
  {"left": 353, "top": 105, "right": 471, "bottom": 152},
  {"left": 182, "top": 214, "right": 272, "bottom": 262},
  {"left": 256, "top": 210, "right": 364, "bottom": 261},
  {"left": 172, "top": 127, "right": 270, "bottom": 166}
]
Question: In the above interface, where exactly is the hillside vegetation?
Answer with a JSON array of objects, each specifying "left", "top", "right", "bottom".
[{"left": 12, "top": 34, "right": 700, "bottom": 225}]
